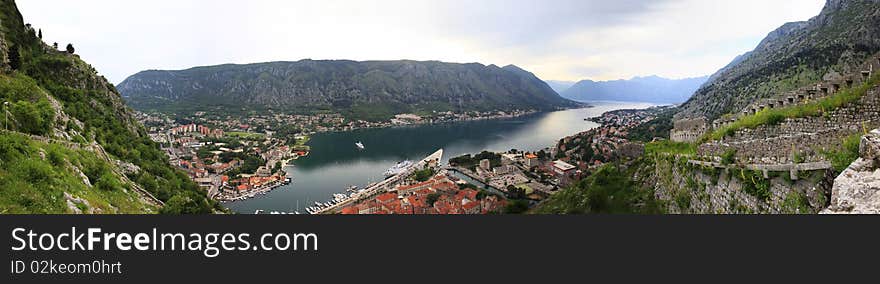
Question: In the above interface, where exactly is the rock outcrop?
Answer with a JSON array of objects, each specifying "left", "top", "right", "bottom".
[{"left": 822, "top": 129, "right": 880, "bottom": 213}]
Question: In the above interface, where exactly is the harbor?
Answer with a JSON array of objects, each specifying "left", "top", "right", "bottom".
[{"left": 307, "top": 149, "right": 443, "bottom": 214}]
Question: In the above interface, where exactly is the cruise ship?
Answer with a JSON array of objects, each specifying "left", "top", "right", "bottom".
[{"left": 384, "top": 160, "right": 413, "bottom": 177}]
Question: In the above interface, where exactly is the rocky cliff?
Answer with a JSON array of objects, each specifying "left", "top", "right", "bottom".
[
  {"left": 118, "top": 60, "right": 578, "bottom": 121},
  {"left": 678, "top": 0, "right": 880, "bottom": 120}
]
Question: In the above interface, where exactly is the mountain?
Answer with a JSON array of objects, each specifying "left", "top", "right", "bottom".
[
  {"left": 0, "top": 0, "right": 217, "bottom": 213},
  {"left": 560, "top": 75, "right": 708, "bottom": 104},
  {"left": 545, "top": 80, "right": 576, "bottom": 94},
  {"left": 117, "top": 61, "right": 579, "bottom": 121},
  {"left": 678, "top": 0, "right": 880, "bottom": 120}
]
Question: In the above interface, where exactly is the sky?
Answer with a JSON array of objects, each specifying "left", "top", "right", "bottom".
[{"left": 16, "top": 0, "right": 826, "bottom": 84}]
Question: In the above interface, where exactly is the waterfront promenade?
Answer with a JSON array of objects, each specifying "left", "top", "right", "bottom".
[{"left": 313, "top": 149, "right": 444, "bottom": 214}]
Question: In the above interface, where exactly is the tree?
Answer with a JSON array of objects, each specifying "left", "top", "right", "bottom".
[
  {"left": 8, "top": 44, "right": 21, "bottom": 70},
  {"left": 52, "top": 42, "right": 58, "bottom": 49},
  {"left": 66, "top": 43, "right": 75, "bottom": 54},
  {"left": 38, "top": 29, "right": 42, "bottom": 39},
  {"left": 426, "top": 193, "right": 441, "bottom": 207},
  {"left": 503, "top": 200, "right": 529, "bottom": 214}
]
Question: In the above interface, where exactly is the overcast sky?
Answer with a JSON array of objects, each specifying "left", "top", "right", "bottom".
[{"left": 17, "top": 0, "right": 826, "bottom": 84}]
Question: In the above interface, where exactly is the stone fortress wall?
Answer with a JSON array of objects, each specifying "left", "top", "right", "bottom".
[
  {"left": 670, "top": 117, "right": 708, "bottom": 142},
  {"left": 684, "top": 54, "right": 880, "bottom": 165}
]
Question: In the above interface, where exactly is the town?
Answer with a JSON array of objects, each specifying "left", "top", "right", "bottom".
[
  {"left": 135, "top": 108, "right": 546, "bottom": 208},
  {"left": 323, "top": 106, "right": 674, "bottom": 215},
  {"left": 133, "top": 102, "right": 672, "bottom": 214}
]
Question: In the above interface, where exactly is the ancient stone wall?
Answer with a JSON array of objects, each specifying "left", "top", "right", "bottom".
[
  {"left": 671, "top": 117, "right": 707, "bottom": 142},
  {"left": 699, "top": 86, "right": 880, "bottom": 164},
  {"left": 650, "top": 155, "right": 831, "bottom": 214}
]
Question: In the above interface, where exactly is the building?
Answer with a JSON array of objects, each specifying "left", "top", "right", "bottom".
[
  {"left": 493, "top": 165, "right": 516, "bottom": 175},
  {"left": 479, "top": 159, "right": 491, "bottom": 171},
  {"left": 552, "top": 160, "right": 576, "bottom": 177},
  {"left": 501, "top": 153, "right": 519, "bottom": 165},
  {"left": 524, "top": 153, "right": 539, "bottom": 168}
]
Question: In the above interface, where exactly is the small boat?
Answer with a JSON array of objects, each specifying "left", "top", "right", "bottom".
[{"left": 355, "top": 141, "right": 365, "bottom": 150}]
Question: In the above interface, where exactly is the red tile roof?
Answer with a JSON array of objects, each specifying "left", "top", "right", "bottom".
[{"left": 376, "top": 193, "right": 398, "bottom": 203}]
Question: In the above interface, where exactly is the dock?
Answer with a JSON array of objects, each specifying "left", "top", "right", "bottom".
[{"left": 311, "top": 149, "right": 444, "bottom": 214}]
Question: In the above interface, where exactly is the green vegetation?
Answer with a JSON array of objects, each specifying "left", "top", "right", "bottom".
[
  {"left": 533, "top": 164, "right": 661, "bottom": 214},
  {"left": 0, "top": 132, "right": 155, "bottom": 213},
  {"left": 504, "top": 199, "right": 530, "bottom": 214},
  {"left": 120, "top": 60, "right": 575, "bottom": 122},
  {"left": 823, "top": 133, "right": 862, "bottom": 175},
  {"left": 449, "top": 151, "right": 502, "bottom": 170},
  {"left": 627, "top": 108, "right": 676, "bottom": 142},
  {"left": 411, "top": 167, "right": 436, "bottom": 182},
  {"left": 645, "top": 140, "right": 696, "bottom": 156},
  {"left": 735, "top": 169, "right": 771, "bottom": 201},
  {"left": 674, "top": 189, "right": 692, "bottom": 213},
  {"left": 704, "top": 72, "right": 880, "bottom": 142},
  {"left": 0, "top": 3, "right": 219, "bottom": 214},
  {"left": 781, "top": 191, "right": 813, "bottom": 214},
  {"left": 0, "top": 73, "right": 55, "bottom": 136},
  {"left": 426, "top": 193, "right": 441, "bottom": 207},
  {"left": 721, "top": 149, "right": 737, "bottom": 165},
  {"left": 226, "top": 131, "right": 265, "bottom": 140}
]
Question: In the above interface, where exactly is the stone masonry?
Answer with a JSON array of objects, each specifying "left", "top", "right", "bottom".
[
  {"left": 700, "top": 55, "right": 880, "bottom": 165},
  {"left": 671, "top": 117, "right": 708, "bottom": 143}
]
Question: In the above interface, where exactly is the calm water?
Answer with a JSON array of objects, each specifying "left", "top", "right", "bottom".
[{"left": 224, "top": 101, "right": 655, "bottom": 213}]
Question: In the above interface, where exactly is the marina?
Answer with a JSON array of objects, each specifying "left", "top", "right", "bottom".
[{"left": 307, "top": 149, "right": 444, "bottom": 214}]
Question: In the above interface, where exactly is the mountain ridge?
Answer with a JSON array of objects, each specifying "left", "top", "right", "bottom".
[
  {"left": 118, "top": 60, "right": 579, "bottom": 121},
  {"left": 561, "top": 75, "right": 708, "bottom": 104},
  {"left": 678, "top": 0, "right": 880, "bottom": 120}
]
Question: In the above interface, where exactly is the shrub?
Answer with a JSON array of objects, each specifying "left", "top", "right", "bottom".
[
  {"left": 721, "top": 149, "right": 737, "bottom": 165},
  {"left": 823, "top": 133, "right": 861, "bottom": 174}
]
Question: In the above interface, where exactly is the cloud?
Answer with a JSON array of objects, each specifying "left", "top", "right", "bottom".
[{"left": 16, "top": 0, "right": 826, "bottom": 84}]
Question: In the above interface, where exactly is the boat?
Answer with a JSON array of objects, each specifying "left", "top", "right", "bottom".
[
  {"left": 384, "top": 160, "right": 414, "bottom": 177},
  {"left": 355, "top": 141, "right": 365, "bottom": 150}
]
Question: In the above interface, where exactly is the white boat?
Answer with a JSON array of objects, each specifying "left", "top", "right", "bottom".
[
  {"left": 384, "top": 160, "right": 414, "bottom": 177},
  {"left": 355, "top": 141, "right": 365, "bottom": 150}
]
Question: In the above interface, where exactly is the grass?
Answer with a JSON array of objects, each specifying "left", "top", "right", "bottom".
[
  {"left": 532, "top": 163, "right": 662, "bottom": 214},
  {"left": 704, "top": 72, "right": 880, "bottom": 142},
  {"left": 822, "top": 133, "right": 863, "bottom": 175},
  {"left": 0, "top": 132, "right": 157, "bottom": 213},
  {"left": 293, "top": 135, "right": 310, "bottom": 146},
  {"left": 226, "top": 131, "right": 266, "bottom": 140}
]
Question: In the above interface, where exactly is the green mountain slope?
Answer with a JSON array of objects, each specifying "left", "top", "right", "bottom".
[
  {"left": 0, "top": 0, "right": 218, "bottom": 214},
  {"left": 117, "top": 60, "right": 578, "bottom": 121},
  {"left": 678, "top": 0, "right": 880, "bottom": 120}
]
